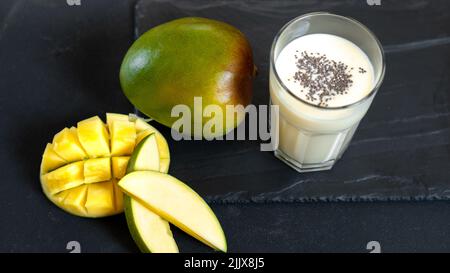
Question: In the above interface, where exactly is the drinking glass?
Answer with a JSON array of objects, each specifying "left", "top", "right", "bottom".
[{"left": 269, "top": 12, "right": 385, "bottom": 172}]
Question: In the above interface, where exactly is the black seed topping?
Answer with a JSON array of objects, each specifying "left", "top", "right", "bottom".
[{"left": 291, "top": 51, "right": 361, "bottom": 107}]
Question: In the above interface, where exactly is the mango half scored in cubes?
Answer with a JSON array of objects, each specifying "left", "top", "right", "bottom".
[{"left": 39, "top": 113, "right": 170, "bottom": 218}]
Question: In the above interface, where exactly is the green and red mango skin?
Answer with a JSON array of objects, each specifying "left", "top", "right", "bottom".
[{"left": 120, "top": 17, "right": 255, "bottom": 137}]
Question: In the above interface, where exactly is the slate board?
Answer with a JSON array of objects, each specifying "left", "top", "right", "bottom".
[{"left": 134, "top": 0, "right": 450, "bottom": 203}]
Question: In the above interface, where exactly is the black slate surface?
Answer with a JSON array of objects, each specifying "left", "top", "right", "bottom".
[
  {"left": 135, "top": 0, "right": 450, "bottom": 203},
  {"left": 1, "top": 0, "right": 450, "bottom": 253}
]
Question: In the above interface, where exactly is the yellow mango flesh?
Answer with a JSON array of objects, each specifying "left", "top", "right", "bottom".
[
  {"left": 52, "top": 128, "right": 87, "bottom": 162},
  {"left": 40, "top": 113, "right": 170, "bottom": 218},
  {"left": 112, "top": 156, "right": 130, "bottom": 179},
  {"left": 41, "top": 143, "right": 67, "bottom": 173},
  {"left": 119, "top": 171, "right": 227, "bottom": 252},
  {"left": 136, "top": 129, "right": 170, "bottom": 173},
  {"left": 84, "top": 158, "right": 111, "bottom": 183},
  {"left": 77, "top": 116, "right": 110, "bottom": 157},
  {"left": 113, "top": 180, "right": 124, "bottom": 214},
  {"left": 106, "top": 113, "right": 129, "bottom": 131},
  {"left": 62, "top": 185, "right": 88, "bottom": 216},
  {"left": 110, "top": 120, "right": 136, "bottom": 156},
  {"left": 53, "top": 190, "right": 70, "bottom": 204},
  {"left": 85, "top": 181, "right": 115, "bottom": 217},
  {"left": 43, "top": 161, "right": 84, "bottom": 195}
]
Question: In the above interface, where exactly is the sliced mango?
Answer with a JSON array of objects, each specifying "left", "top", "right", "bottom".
[
  {"left": 124, "top": 134, "right": 178, "bottom": 253},
  {"left": 41, "top": 143, "right": 67, "bottom": 173},
  {"left": 85, "top": 181, "right": 115, "bottom": 217},
  {"left": 77, "top": 116, "right": 110, "bottom": 157},
  {"left": 112, "top": 156, "right": 130, "bottom": 179},
  {"left": 119, "top": 171, "right": 227, "bottom": 252},
  {"left": 52, "top": 127, "right": 87, "bottom": 162},
  {"left": 84, "top": 158, "right": 111, "bottom": 184},
  {"left": 110, "top": 120, "right": 136, "bottom": 156},
  {"left": 62, "top": 185, "right": 88, "bottom": 216},
  {"left": 136, "top": 129, "right": 170, "bottom": 173},
  {"left": 40, "top": 113, "right": 170, "bottom": 218},
  {"left": 127, "top": 134, "right": 159, "bottom": 173},
  {"left": 42, "top": 161, "right": 84, "bottom": 195}
]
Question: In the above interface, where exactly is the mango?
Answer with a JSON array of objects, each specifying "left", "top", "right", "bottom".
[
  {"left": 39, "top": 113, "right": 170, "bottom": 218},
  {"left": 120, "top": 17, "right": 255, "bottom": 138}
]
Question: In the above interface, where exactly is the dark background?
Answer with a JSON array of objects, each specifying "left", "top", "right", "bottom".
[{"left": 0, "top": 0, "right": 449, "bottom": 252}]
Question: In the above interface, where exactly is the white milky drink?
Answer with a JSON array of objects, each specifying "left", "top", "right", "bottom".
[{"left": 269, "top": 13, "right": 385, "bottom": 172}]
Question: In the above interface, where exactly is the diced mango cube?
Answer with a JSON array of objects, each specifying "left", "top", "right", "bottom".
[
  {"left": 84, "top": 158, "right": 111, "bottom": 183},
  {"left": 77, "top": 116, "right": 110, "bottom": 157},
  {"left": 110, "top": 120, "right": 136, "bottom": 156},
  {"left": 85, "top": 181, "right": 115, "bottom": 217},
  {"left": 41, "top": 143, "right": 67, "bottom": 174},
  {"left": 52, "top": 127, "right": 87, "bottom": 162},
  {"left": 63, "top": 185, "right": 88, "bottom": 216},
  {"left": 111, "top": 156, "right": 130, "bottom": 179},
  {"left": 42, "top": 161, "right": 84, "bottom": 194}
]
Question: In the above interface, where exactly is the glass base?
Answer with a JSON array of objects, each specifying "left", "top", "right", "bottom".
[{"left": 274, "top": 149, "right": 335, "bottom": 173}]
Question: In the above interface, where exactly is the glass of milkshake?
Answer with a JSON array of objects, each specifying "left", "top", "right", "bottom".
[{"left": 269, "top": 12, "right": 385, "bottom": 172}]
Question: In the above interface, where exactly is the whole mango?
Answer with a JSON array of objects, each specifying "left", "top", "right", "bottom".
[{"left": 120, "top": 17, "right": 255, "bottom": 138}]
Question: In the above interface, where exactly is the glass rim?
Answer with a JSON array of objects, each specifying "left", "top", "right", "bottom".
[{"left": 270, "top": 11, "right": 386, "bottom": 110}]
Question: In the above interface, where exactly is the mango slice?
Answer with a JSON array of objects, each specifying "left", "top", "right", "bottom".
[
  {"left": 85, "top": 181, "right": 115, "bottom": 217},
  {"left": 42, "top": 161, "right": 84, "bottom": 195},
  {"left": 124, "top": 134, "right": 178, "bottom": 253},
  {"left": 119, "top": 171, "right": 227, "bottom": 252},
  {"left": 84, "top": 158, "right": 111, "bottom": 184},
  {"left": 110, "top": 120, "right": 136, "bottom": 156},
  {"left": 112, "top": 157, "right": 130, "bottom": 179},
  {"left": 77, "top": 116, "right": 110, "bottom": 157},
  {"left": 41, "top": 143, "right": 67, "bottom": 173},
  {"left": 136, "top": 129, "right": 170, "bottom": 173},
  {"left": 127, "top": 133, "right": 159, "bottom": 173},
  {"left": 40, "top": 113, "right": 170, "bottom": 218}
]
